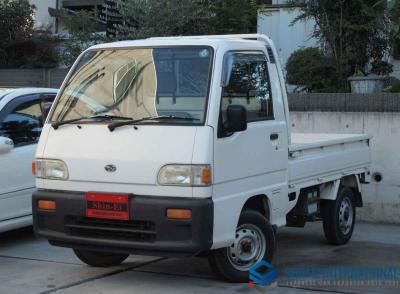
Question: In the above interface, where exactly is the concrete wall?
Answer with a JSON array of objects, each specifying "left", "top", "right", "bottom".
[{"left": 289, "top": 93, "right": 400, "bottom": 224}]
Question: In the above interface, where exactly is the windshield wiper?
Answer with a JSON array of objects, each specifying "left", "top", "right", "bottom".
[
  {"left": 108, "top": 116, "right": 200, "bottom": 132},
  {"left": 52, "top": 115, "right": 133, "bottom": 130}
]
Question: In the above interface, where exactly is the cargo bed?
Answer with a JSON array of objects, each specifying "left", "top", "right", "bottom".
[{"left": 288, "top": 133, "right": 371, "bottom": 190}]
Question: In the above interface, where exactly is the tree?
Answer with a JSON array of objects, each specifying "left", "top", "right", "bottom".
[
  {"left": 0, "top": 0, "right": 58, "bottom": 68},
  {"left": 0, "top": 0, "right": 35, "bottom": 42},
  {"left": 389, "top": 0, "right": 400, "bottom": 51},
  {"left": 103, "top": 0, "right": 213, "bottom": 38},
  {"left": 57, "top": 9, "right": 111, "bottom": 67},
  {"left": 103, "top": 0, "right": 271, "bottom": 38},
  {"left": 59, "top": 0, "right": 271, "bottom": 66},
  {"left": 210, "top": 0, "right": 267, "bottom": 34},
  {"left": 0, "top": 0, "right": 36, "bottom": 67},
  {"left": 288, "top": 0, "right": 393, "bottom": 90}
]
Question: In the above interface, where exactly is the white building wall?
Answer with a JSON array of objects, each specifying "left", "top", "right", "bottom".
[
  {"left": 29, "top": 0, "right": 58, "bottom": 32},
  {"left": 258, "top": 7, "right": 317, "bottom": 71}
]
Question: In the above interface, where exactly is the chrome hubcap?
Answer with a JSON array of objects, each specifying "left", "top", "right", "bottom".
[
  {"left": 227, "top": 224, "right": 266, "bottom": 271},
  {"left": 339, "top": 197, "right": 353, "bottom": 235}
]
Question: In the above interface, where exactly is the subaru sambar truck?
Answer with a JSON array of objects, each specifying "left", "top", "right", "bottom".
[{"left": 32, "top": 34, "right": 371, "bottom": 282}]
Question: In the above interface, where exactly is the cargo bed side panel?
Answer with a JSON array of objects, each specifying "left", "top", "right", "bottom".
[{"left": 289, "top": 138, "right": 371, "bottom": 186}]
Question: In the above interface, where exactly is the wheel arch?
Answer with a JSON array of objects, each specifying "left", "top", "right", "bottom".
[
  {"left": 341, "top": 175, "right": 363, "bottom": 207},
  {"left": 211, "top": 193, "right": 274, "bottom": 250},
  {"left": 319, "top": 175, "right": 362, "bottom": 207},
  {"left": 240, "top": 194, "right": 271, "bottom": 221}
]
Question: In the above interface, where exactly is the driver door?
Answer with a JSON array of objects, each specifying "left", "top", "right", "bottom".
[{"left": 214, "top": 51, "right": 289, "bottom": 230}]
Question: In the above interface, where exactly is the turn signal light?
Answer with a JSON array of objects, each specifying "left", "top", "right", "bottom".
[
  {"left": 201, "top": 166, "right": 212, "bottom": 185},
  {"left": 167, "top": 209, "right": 192, "bottom": 220},
  {"left": 32, "top": 161, "right": 36, "bottom": 175},
  {"left": 38, "top": 200, "right": 56, "bottom": 211}
]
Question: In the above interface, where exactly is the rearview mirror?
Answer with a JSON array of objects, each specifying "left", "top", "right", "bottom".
[
  {"left": 226, "top": 105, "right": 247, "bottom": 133},
  {"left": 0, "top": 136, "right": 14, "bottom": 154}
]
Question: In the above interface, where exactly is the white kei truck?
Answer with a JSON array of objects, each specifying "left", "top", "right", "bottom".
[{"left": 32, "top": 34, "right": 371, "bottom": 282}]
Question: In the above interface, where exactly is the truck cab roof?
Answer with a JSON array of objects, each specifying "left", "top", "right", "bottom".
[{"left": 88, "top": 34, "right": 272, "bottom": 52}]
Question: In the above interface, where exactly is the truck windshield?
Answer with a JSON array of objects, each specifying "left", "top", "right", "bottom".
[{"left": 50, "top": 47, "right": 213, "bottom": 125}]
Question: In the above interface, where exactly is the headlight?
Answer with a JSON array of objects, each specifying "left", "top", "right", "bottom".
[
  {"left": 34, "top": 159, "right": 69, "bottom": 180},
  {"left": 158, "top": 165, "right": 212, "bottom": 186}
]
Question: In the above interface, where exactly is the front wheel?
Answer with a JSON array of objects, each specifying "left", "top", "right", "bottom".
[
  {"left": 73, "top": 249, "right": 129, "bottom": 267},
  {"left": 208, "top": 210, "right": 275, "bottom": 282},
  {"left": 321, "top": 187, "right": 356, "bottom": 245}
]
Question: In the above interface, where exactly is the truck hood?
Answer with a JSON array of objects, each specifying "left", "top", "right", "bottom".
[{"left": 38, "top": 124, "right": 202, "bottom": 194}]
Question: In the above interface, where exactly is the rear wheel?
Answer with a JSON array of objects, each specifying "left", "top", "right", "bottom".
[
  {"left": 208, "top": 210, "right": 275, "bottom": 282},
  {"left": 321, "top": 187, "right": 356, "bottom": 245},
  {"left": 73, "top": 249, "right": 129, "bottom": 267}
]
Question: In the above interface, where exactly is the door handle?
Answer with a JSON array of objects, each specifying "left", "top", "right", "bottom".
[{"left": 270, "top": 133, "right": 279, "bottom": 141}]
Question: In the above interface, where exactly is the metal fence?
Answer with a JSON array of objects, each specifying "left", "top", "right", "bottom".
[
  {"left": 288, "top": 93, "right": 400, "bottom": 112},
  {"left": 0, "top": 69, "right": 69, "bottom": 89},
  {"left": 1, "top": 69, "right": 400, "bottom": 112}
]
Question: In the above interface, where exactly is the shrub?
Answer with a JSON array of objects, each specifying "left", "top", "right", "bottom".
[
  {"left": 0, "top": 31, "right": 59, "bottom": 69},
  {"left": 286, "top": 48, "right": 342, "bottom": 93}
]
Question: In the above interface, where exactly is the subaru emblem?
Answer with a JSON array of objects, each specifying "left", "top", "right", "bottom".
[{"left": 105, "top": 164, "right": 117, "bottom": 173}]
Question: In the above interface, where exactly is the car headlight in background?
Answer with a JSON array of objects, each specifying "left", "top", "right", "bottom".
[
  {"left": 33, "top": 159, "right": 69, "bottom": 180},
  {"left": 158, "top": 164, "right": 212, "bottom": 186}
]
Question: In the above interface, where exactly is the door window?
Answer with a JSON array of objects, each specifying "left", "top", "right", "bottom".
[
  {"left": 0, "top": 98, "right": 44, "bottom": 146},
  {"left": 220, "top": 52, "right": 274, "bottom": 125}
]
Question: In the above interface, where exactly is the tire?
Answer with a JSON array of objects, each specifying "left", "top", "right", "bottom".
[
  {"left": 321, "top": 187, "right": 356, "bottom": 245},
  {"left": 208, "top": 210, "right": 275, "bottom": 283},
  {"left": 73, "top": 249, "right": 129, "bottom": 267}
]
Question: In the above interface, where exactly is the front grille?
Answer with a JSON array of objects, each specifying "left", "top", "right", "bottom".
[{"left": 65, "top": 216, "right": 156, "bottom": 242}]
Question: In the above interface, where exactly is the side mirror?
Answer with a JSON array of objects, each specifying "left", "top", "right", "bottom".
[
  {"left": 0, "top": 136, "right": 14, "bottom": 154},
  {"left": 226, "top": 105, "right": 247, "bottom": 133},
  {"left": 41, "top": 101, "right": 53, "bottom": 121},
  {"left": 40, "top": 94, "right": 55, "bottom": 122}
]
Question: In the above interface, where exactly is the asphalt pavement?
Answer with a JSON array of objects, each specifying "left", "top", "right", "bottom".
[{"left": 0, "top": 222, "right": 399, "bottom": 294}]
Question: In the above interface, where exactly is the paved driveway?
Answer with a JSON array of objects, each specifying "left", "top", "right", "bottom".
[{"left": 0, "top": 222, "right": 399, "bottom": 294}]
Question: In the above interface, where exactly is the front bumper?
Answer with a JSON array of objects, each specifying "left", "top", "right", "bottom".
[{"left": 33, "top": 190, "right": 213, "bottom": 257}]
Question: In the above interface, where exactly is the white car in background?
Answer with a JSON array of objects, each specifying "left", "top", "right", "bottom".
[{"left": 0, "top": 88, "right": 58, "bottom": 233}]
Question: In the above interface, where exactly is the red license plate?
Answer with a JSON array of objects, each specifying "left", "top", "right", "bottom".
[{"left": 86, "top": 192, "right": 129, "bottom": 221}]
